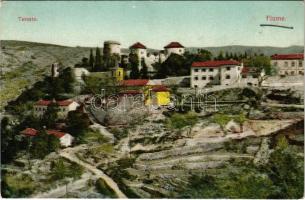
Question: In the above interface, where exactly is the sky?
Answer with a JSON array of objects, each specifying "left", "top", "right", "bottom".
[{"left": 0, "top": 1, "right": 304, "bottom": 49}]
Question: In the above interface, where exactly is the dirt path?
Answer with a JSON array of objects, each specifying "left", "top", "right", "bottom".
[{"left": 59, "top": 147, "right": 127, "bottom": 198}]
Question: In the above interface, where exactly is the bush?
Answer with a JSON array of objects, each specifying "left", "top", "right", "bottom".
[
  {"left": 95, "top": 178, "right": 117, "bottom": 198},
  {"left": 2, "top": 173, "right": 36, "bottom": 197},
  {"left": 166, "top": 112, "right": 198, "bottom": 129},
  {"left": 50, "top": 158, "right": 83, "bottom": 181}
]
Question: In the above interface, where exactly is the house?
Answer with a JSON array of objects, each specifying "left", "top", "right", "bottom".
[
  {"left": 271, "top": 53, "right": 304, "bottom": 76},
  {"left": 34, "top": 99, "right": 79, "bottom": 119},
  {"left": 191, "top": 60, "right": 242, "bottom": 88},
  {"left": 119, "top": 79, "right": 171, "bottom": 106},
  {"left": 111, "top": 66, "right": 124, "bottom": 82},
  {"left": 20, "top": 128, "right": 74, "bottom": 147},
  {"left": 146, "top": 85, "right": 171, "bottom": 106},
  {"left": 164, "top": 42, "right": 185, "bottom": 57},
  {"left": 239, "top": 67, "right": 263, "bottom": 86}
]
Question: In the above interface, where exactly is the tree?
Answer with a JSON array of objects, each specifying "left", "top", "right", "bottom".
[
  {"left": 59, "top": 67, "right": 75, "bottom": 93},
  {"left": 216, "top": 51, "right": 224, "bottom": 60},
  {"left": 29, "top": 129, "right": 60, "bottom": 159},
  {"left": 246, "top": 55, "right": 273, "bottom": 86},
  {"left": 195, "top": 49, "right": 212, "bottom": 62},
  {"left": 129, "top": 53, "right": 140, "bottom": 79},
  {"left": 41, "top": 102, "right": 59, "bottom": 128},
  {"left": 89, "top": 49, "right": 95, "bottom": 71},
  {"left": 155, "top": 54, "right": 188, "bottom": 78},
  {"left": 140, "top": 58, "right": 148, "bottom": 79},
  {"left": 66, "top": 108, "right": 90, "bottom": 138},
  {"left": 1, "top": 117, "right": 19, "bottom": 163},
  {"left": 94, "top": 47, "right": 103, "bottom": 71}
]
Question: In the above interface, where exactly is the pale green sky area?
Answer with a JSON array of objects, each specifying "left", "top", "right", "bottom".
[{"left": 0, "top": 1, "right": 304, "bottom": 49}]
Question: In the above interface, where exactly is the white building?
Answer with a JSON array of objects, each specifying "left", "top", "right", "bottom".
[
  {"left": 20, "top": 128, "right": 74, "bottom": 147},
  {"left": 164, "top": 42, "right": 185, "bottom": 57},
  {"left": 103, "top": 40, "right": 121, "bottom": 56},
  {"left": 130, "top": 42, "right": 148, "bottom": 70},
  {"left": 191, "top": 60, "right": 242, "bottom": 88},
  {"left": 74, "top": 67, "right": 90, "bottom": 82},
  {"left": 239, "top": 67, "right": 263, "bottom": 87},
  {"left": 46, "top": 130, "right": 74, "bottom": 147},
  {"left": 34, "top": 99, "right": 79, "bottom": 119},
  {"left": 271, "top": 53, "right": 304, "bottom": 76}
]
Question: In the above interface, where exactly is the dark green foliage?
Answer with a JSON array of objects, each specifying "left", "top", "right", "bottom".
[
  {"left": 154, "top": 54, "right": 189, "bottom": 78},
  {"left": 89, "top": 49, "right": 95, "bottom": 71},
  {"left": 95, "top": 178, "right": 117, "bottom": 198},
  {"left": 177, "top": 136, "right": 304, "bottom": 199},
  {"left": 129, "top": 53, "right": 140, "bottom": 79},
  {"left": 140, "top": 58, "right": 148, "bottom": 79},
  {"left": 1, "top": 117, "right": 20, "bottom": 163},
  {"left": 1, "top": 172, "right": 36, "bottom": 198},
  {"left": 58, "top": 67, "right": 75, "bottom": 93},
  {"left": 50, "top": 158, "right": 83, "bottom": 181},
  {"left": 41, "top": 102, "right": 59, "bottom": 128},
  {"left": 265, "top": 136, "right": 304, "bottom": 199},
  {"left": 166, "top": 112, "right": 198, "bottom": 129},
  {"left": 29, "top": 129, "right": 60, "bottom": 159},
  {"left": 66, "top": 108, "right": 90, "bottom": 137},
  {"left": 94, "top": 47, "right": 103, "bottom": 71}
]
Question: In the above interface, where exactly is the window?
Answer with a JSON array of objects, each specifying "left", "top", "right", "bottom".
[
  {"left": 201, "top": 69, "right": 206, "bottom": 72},
  {"left": 194, "top": 76, "right": 198, "bottom": 80},
  {"left": 209, "top": 76, "right": 214, "bottom": 80},
  {"left": 194, "top": 69, "right": 199, "bottom": 72},
  {"left": 225, "top": 75, "right": 230, "bottom": 79},
  {"left": 209, "top": 68, "right": 213, "bottom": 72},
  {"left": 291, "top": 71, "right": 295, "bottom": 75},
  {"left": 202, "top": 76, "right": 206, "bottom": 80},
  {"left": 291, "top": 61, "right": 295, "bottom": 67},
  {"left": 194, "top": 85, "right": 198, "bottom": 88},
  {"left": 299, "top": 71, "right": 303, "bottom": 75},
  {"left": 273, "top": 62, "right": 277, "bottom": 67},
  {"left": 226, "top": 67, "right": 230, "bottom": 71},
  {"left": 242, "top": 74, "right": 247, "bottom": 78},
  {"left": 179, "top": 49, "right": 182, "bottom": 52},
  {"left": 252, "top": 74, "right": 258, "bottom": 78},
  {"left": 299, "top": 61, "right": 303, "bottom": 67},
  {"left": 141, "top": 51, "right": 144, "bottom": 54},
  {"left": 284, "top": 62, "right": 288, "bottom": 67}
]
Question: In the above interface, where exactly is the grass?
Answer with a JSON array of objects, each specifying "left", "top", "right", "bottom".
[
  {"left": 80, "top": 130, "right": 109, "bottom": 144},
  {"left": 3, "top": 173, "right": 36, "bottom": 197}
]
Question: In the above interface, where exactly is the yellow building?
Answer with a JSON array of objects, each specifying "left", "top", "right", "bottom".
[
  {"left": 112, "top": 67, "right": 124, "bottom": 82},
  {"left": 145, "top": 85, "right": 170, "bottom": 106}
]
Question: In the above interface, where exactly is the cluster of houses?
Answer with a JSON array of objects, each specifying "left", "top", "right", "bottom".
[
  {"left": 20, "top": 40, "right": 304, "bottom": 147},
  {"left": 191, "top": 53, "right": 304, "bottom": 88},
  {"left": 20, "top": 99, "right": 81, "bottom": 147}
]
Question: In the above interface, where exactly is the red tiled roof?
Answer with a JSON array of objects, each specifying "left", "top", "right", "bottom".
[
  {"left": 241, "top": 67, "right": 259, "bottom": 74},
  {"left": 130, "top": 42, "right": 147, "bottom": 49},
  {"left": 20, "top": 128, "right": 38, "bottom": 136},
  {"left": 20, "top": 128, "right": 67, "bottom": 138},
  {"left": 120, "top": 79, "right": 149, "bottom": 86},
  {"left": 271, "top": 54, "right": 304, "bottom": 60},
  {"left": 35, "top": 99, "right": 74, "bottom": 106},
  {"left": 164, "top": 42, "right": 184, "bottom": 49},
  {"left": 152, "top": 85, "right": 169, "bottom": 92},
  {"left": 47, "top": 130, "right": 66, "bottom": 138},
  {"left": 191, "top": 60, "right": 240, "bottom": 68},
  {"left": 119, "top": 90, "right": 143, "bottom": 95}
]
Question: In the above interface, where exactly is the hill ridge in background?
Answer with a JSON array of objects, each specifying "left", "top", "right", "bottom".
[{"left": 1, "top": 40, "right": 304, "bottom": 56}]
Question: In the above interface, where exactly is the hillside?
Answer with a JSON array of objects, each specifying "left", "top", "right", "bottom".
[{"left": 187, "top": 45, "right": 304, "bottom": 56}]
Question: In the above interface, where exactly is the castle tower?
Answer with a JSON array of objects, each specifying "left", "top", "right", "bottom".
[{"left": 130, "top": 42, "right": 147, "bottom": 70}]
